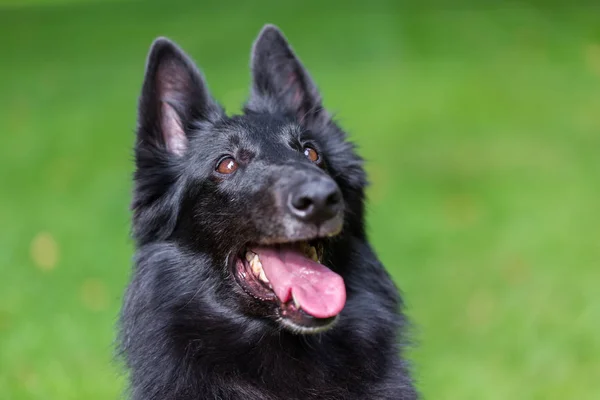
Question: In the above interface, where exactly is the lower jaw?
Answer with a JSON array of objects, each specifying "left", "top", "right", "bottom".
[
  {"left": 235, "top": 280, "right": 341, "bottom": 334},
  {"left": 277, "top": 308, "right": 339, "bottom": 334}
]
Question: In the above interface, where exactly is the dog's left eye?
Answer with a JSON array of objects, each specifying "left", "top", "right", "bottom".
[
  {"left": 303, "top": 146, "right": 319, "bottom": 163},
  {"left": 216, "top": 156, "right": 238, "bottom": 175}
]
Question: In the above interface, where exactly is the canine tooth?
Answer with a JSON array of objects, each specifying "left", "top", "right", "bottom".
[
  {"left": 245, "top": 251, "right": 254, "bottom": 262},
  {"left": 292, "top": 292, "right": 301, "bottom": 309},
  {"left": 258, "top": 269, "right": 269, "bottom": 283}
]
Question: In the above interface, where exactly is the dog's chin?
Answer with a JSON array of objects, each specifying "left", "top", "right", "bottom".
[
  {"left": 277, "top": 304, "right": 340, "bottom": 334},
  {"left": 230, "top": 226, "right": 344, "bottom": 335}
]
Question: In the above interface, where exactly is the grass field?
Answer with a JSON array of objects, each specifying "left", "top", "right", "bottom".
[{"left": 1, "top": 1, "right": 599, "bottom": 399}]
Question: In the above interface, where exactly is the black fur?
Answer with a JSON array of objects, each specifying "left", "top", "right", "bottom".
[{"left": 119, "top": 24, "right": 417, "bottom": 399}]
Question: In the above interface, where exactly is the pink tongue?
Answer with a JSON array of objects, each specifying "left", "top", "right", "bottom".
[{"left": 252, "top": 246, "right": 346, "bottom": 319}]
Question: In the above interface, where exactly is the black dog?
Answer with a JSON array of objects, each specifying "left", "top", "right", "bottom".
[{"left": 119, "top": 24, "right": 417, "bottom": 400}]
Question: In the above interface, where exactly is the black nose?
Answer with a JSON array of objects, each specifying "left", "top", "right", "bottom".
[{"left": 288, "top": 179, "right": 342, "bottom": 224}]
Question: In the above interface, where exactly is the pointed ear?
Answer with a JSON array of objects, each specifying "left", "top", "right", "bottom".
[
  {"left": 137, "top": 37, "right": 222, "bottom": 156},
  {"left": 248, "top": 25, "right": 327, "bottom": 124}
]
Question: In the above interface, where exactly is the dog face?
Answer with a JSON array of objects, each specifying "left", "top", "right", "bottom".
[{"left": 132, "top": 25, "right": 367, "bottom": 334}]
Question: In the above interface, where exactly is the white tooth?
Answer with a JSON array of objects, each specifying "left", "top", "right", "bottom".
[
  {"left": 292, "top": 292, "right": 301, "bottom": 309},
  {"left": 258, "top": 268, "right": 269, "bottom": 283},
  {"left": 308, "top": 246, "right": 318, "bottom": 262},
  {"left": 245, "top": 251, "right": 254, "bottom": 262},
  {"left": 251, "top": 255, "right": 262, "bottom": 277}
]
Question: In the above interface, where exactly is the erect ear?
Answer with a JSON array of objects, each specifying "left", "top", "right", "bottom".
[
  {"left": 137, "top": 37, "right": 222, "bottom": 156},
  {"left": 248, "top": 24, "right": 328, "bottom": 124}
]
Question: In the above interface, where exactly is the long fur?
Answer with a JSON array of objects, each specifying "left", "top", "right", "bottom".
[{"left": 119, "top": 25, "right": 417, "bottom": 400}]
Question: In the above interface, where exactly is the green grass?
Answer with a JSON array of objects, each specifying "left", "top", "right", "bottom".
[{"left": 1, "top": 1, "right": 599, "bottom": 399}]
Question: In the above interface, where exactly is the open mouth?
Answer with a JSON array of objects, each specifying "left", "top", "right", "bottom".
[{"left": 233, "top": 239, "right": 346, "bottom": 334}]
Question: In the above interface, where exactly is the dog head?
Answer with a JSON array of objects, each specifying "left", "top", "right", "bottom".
[{"left": 132, "top": 25, "right": 367, "bottom": 334}]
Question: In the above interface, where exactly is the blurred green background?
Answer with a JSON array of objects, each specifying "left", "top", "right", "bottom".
[{"left": 1, "top": 1, "right": 599, "bottom": 399}]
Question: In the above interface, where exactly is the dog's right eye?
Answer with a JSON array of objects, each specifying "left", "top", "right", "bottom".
[
  {"left": 303, "top": 146, "right": 320, "bottom": 163},
  {"left": 216, "top": 156, "right": 238, "bottom": 175}
]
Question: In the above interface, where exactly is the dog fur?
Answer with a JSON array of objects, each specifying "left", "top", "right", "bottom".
[{"left": 119, "top": 24, "right": 417, "bottom": 400}]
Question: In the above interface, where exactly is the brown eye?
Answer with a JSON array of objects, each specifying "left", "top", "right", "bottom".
[
  {"left": 216, "top": 157, "right": 238, "bottom": 174},
  {"left": 303, "top": 146, "right": 319, "bottom": 163}
]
